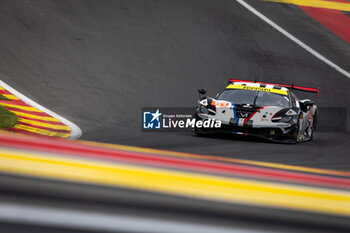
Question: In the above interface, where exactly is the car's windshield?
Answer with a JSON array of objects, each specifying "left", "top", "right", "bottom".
[{"left": 217, "top": 89, "right": 290, "bottom": 107}]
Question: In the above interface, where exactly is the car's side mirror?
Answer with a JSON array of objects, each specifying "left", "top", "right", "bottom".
[
  {"left": 302, "top": 100, "right": 314, "bottom": 107},
  {"left": 299, "top": 99, "right": 314, "bottom": 112},
  {"left": 198, "top": 88, "right": 207, "bottom": 95}
]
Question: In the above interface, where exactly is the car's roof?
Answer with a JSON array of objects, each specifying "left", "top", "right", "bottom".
[{"left": 226, "top": 82, "right": 289, "bottom": 96}]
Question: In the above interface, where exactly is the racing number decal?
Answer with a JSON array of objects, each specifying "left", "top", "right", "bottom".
[{"left": 211, "top": 100, "right": 230, "bottom": 107}]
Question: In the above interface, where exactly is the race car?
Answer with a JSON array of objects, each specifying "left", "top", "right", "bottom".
[{"left": 194, "top": 79, "right": 319, "bottom": 143}]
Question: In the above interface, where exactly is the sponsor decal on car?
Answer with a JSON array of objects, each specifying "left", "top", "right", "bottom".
[{"left": 226, "top": 84, "right": 288, "bottom": 95}]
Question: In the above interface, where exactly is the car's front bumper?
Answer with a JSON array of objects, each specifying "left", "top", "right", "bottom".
[{"left": 194, "top": 121, "right": 298, "bottom": 143}]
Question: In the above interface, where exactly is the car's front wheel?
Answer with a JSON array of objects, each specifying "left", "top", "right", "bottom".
[
  {"left": 193, "top": 113, "right": 205, "bottom": 137},
  {"left": 194, "top": 128, "right": 205, "bottom": 137},
  {"left": 292, "top": 117, "right": 300, "bottom": 143},
  {"left": 309, "top": 110, "right": 318, "bottom": 141}
]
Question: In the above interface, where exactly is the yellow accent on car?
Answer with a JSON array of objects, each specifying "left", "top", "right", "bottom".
[{"left": 226, "top": 84, "right": 288, "bottom": 95}]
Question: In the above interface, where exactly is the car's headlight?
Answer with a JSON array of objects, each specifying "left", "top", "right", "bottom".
[
  {"left": 272, "top": 115, "right": 298, "bottom": 123},
  {"left": 279, "top": 116, "right": 292, "bottom": 123},
  {"left": 271, "top": 108, "right": 298, "bottom": 124}
]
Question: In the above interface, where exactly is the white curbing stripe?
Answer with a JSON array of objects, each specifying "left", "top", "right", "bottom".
[
  {"left": 236, "top": 0, "right": 350, "bottom": 79},
  {"left": 0, "top": 80, "right": 82, "bottom": 139}
]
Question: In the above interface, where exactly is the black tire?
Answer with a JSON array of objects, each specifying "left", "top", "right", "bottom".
[
  {"left": 310, "top": 110, "right": 318, "bottom": 141},
  {"left": 193, "top": 113, "right": 205, "bottom": 136},
  {"left": 194, "top": 127, "right": 205, "bottom": 137},
  {"left": 292, "top": 117, "right": 300, "bottom": 143},
  {"left": 193, "top": 113, "right": 211, "bottom": 137}
]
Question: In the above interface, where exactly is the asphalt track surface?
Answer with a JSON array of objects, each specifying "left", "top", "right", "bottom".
[
  {"left": 0, "top": 0, "right": 350, "bottom": 232},
  {"left": 1, "top": 0, "right": 350, "bottom": 170}
]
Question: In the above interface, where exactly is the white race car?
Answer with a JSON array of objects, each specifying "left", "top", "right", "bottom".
[{"left": 195, "top": 79, "right": 319, "bottom": 143}]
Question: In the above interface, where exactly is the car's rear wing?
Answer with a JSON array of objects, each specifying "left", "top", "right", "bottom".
[{"left": 228, "top": 78, "right": 319, "bottom": 97}]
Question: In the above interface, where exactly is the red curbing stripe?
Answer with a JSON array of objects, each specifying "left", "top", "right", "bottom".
[
  {"left": 300, "top": 6, "right": 350, "bottom": 43},
  {"left": 9, "top": 127, "right": 70, "bottom": 138},
  {"left": 0, "top": 82, "right": 77, "bottom": 138},
  {"left": 0, "top": 89, "right": 14, "bottom": 95},
  {"left": 0, "top": 134, "right": 349, "bottom": 189},
  {"left": 5, "top": 107, "right": 53, "bottom": 117},
  {"left": 17, "top": 122, "right": 70, "bottom": 133},
  {"left": 8, "top": 128, "right": 49, "bottom": 137},
  {"left": 18, "top": 116, "right": 67, "bottom": 126},
  {"left": 0, "top": 100, "right": 32, "bottom": 107}
]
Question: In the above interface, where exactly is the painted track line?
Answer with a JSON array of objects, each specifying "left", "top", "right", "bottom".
[
  {"left": 236, "top": 0, "right": 350, "bottom": 79},
  {"left": 0, "top": 80, "right": 82, "bottom": 139},
  {"left": 0, "top": 133, "right": 349, "bottom": 189},
  {"left": 299, "top": 6, "right": 350, "bottom": 43},
  {"left": 0, "top": 202, "right": 256, "bottom": 233},
  {"left": 0, "top": 149, "right": 349, "bottom": 216},
  {"left": 80, "top": 140, "right": 350, "bottom": 177},
  {"left": 262, "top": 0, "right": 350, "bottom": 12}
]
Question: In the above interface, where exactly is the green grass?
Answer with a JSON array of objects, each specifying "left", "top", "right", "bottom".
[
  {"left": 0, "top": 93, "right": 9, "bottom": 100},
  {"left": 0, "top": 93, "right": 18, "bottom": 129},
  {"left": 0, "top": 105, "right": 18, "bottom": 129}
]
